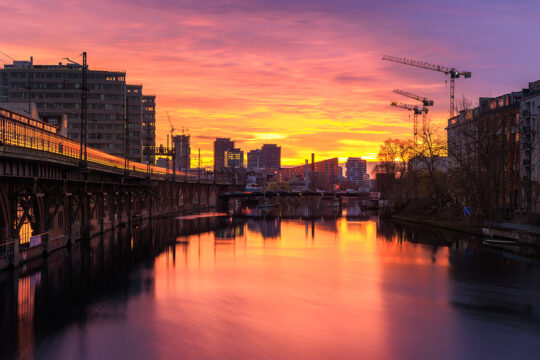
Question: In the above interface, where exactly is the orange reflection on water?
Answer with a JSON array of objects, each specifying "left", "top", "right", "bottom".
[
  {"left": 17, "top": 272, "right": 41, "bottom": 358},
  {"left": 151, "top": 219, "right": 450, "bottom": 359}
]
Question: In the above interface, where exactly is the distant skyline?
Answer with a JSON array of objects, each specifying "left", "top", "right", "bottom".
[{"left": 2, "top": 0, "right": 540, "bottom": 165}]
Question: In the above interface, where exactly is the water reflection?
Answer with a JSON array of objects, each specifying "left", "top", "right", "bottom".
[
  {"left": 0, "top": 217, "right": 540, "bottom": 359},
  {"left": 247, "top": 218, "right": 281, "bottom": 239}
]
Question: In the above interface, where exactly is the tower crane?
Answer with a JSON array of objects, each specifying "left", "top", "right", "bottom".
[
  {"left": 383, "top": 55, "right": 471, "bottom": 117},
  {"left": 167, "top": 111, "right": 175, "bottom": 138},
  {"left": 390, "top": 101, "right": 428, "bottom": 141},
  {"left": 393, "top": 89, "right": 434, "bottom": 133},
  {"left": 393, "top": 89, "right": 433, "bottom": 107},
  {"left": 166, "top": 111, "right": 176, "bottom": 150}
]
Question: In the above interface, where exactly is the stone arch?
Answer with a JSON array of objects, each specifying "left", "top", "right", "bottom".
[
  {"left": 58, "top": 198, "right": 69, "bottom": 234},
  {"left": 199, "top": 187, "right": 208, "bottom": 207},
  {"left": 193, "top": 190, "right": 200, "bottom": 208},
  {"left": 208, "top": 187, "right": 217, "bottom": 207}
]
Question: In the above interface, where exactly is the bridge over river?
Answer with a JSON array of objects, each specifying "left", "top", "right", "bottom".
[{"left": 0, "top": 106, "right": 241, "bottom": 270}]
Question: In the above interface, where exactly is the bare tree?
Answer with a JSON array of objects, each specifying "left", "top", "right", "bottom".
[
  {"left": 448, "top": 104, "right": 520, "bottom": 219},
  {"left": 413, "top": 125, "right": 448, "bottom": 202},
  {"left": 455, "top": 95, "right": 476, "bottom": 112},
  {"left": 375, "top": 138, "right": 416, "bottom": 207},
  {"left": 374, "top": 138, "right": 414, "bottom": 180}
]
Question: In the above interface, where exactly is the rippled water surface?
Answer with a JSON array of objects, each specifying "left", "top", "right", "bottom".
[{"left": 2, "top": 217, "right": 540, "bottom": 359}]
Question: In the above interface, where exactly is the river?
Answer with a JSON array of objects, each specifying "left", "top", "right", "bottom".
[{"left": 1, "top": 216, "right": 540, "bottom": 359}]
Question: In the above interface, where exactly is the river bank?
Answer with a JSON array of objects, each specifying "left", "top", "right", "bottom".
[
  {"left": 389, "top": 215, "right": 483, "bottom": 236},
  {"left": 387, "top": 207, "right": 540, "bottom": 258}
]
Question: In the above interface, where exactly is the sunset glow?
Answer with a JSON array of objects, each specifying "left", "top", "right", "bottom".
[{"left": 2, "top": 0, "right": 539, "bottom": 166}]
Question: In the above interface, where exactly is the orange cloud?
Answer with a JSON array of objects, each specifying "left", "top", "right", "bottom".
[{"left": 3, "top": 0, "right": 521, "bottom": 168}]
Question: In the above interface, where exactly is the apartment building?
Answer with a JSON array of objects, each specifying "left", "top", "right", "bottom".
[{"left": 0, "top": 58, "right": 155, "bottom": 162}]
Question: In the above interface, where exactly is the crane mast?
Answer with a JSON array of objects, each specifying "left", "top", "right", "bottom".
[
  {"left": 390, "top": 101, "right": 428, "bottom": 141},
  {"left": 393, "top": 89, "right": 433, "bottom": 132},
  {"left": 167, "top": 111, "right": 175, "bottom": 138},
  {"left": 383, "top": 55, "right": 471, "bottom": 117}
]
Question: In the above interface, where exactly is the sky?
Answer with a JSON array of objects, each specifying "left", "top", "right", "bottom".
[{"left": 2, "top": 0, "right": 540, "bottom": 166}]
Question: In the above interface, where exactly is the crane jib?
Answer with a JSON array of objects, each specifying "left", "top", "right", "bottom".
[{"left": 382, "top": 54, "right": 471, "bottom": 116}]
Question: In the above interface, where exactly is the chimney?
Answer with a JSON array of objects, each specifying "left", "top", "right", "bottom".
[
  {"left": 305, "top": 159, "right": 309, "bottom": 191},
  {"left": 311, "top": 153, "right": 315, "bottom": 172}
]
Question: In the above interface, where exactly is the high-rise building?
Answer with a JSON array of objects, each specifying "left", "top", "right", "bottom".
[
  {"left": 0, "top": 58, "right": 155, "bottom": 162},
  {"left": 142, "top": 95, "right": 156, "bottom": 163},
  {"left": 126, "top": 84, "right": 143, "bottom": 161},
  {"left": 261, "top": 144, "right": 281, "bottom": 170},
  {"left": 214, "top": 138, "right": 234, "bottom": 172},
  {"left": 225, "top": 148, "right": 244, "bottom": 169},
  {"left": 247, "top": 149, "right": 261, "bottom": 170},
  {"left": 173, "top": 134, "right": 190, "bottom": 170},
  {"left": 345, "top": 157, "right": 367, "bottom": 184}
]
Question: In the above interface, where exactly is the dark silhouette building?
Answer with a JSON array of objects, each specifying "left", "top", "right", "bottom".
[
  {"left": 142, "top": 95, "right": 156, "bottom": 163},
  {"left": 247, "top": 149, "right": 262, "bottom": 170},
  {"left": 173, "top": 134, "right": 191, "bottom": 170},
  {"left": 261, "top": 144, "right": 281, "bottom": 170},
  {"left": 214, "top": 138, "right": 234, "bottom": 172}
]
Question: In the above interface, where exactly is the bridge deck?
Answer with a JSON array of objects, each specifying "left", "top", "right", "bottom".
[{"left": 0, "top": 106, "right": 233, "bottom": 185}]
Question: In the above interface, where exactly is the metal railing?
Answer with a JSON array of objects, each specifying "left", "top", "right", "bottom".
[{"left": 0, "top": 107, "right": 199, "bottom": 178}]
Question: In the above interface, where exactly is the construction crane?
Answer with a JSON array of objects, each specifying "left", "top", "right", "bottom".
[
  {"left": 393, "top": 89, "right": 433, "bottom": 132},
  {"left": 167, "top": 111, "right": 175, "bottom": 145},
  {"left": 383, "top": 55, "right": 471, "bottom": 117},
  {"left": 393, "top": 89, "right": 434, "bottom": 107},
  {"left": 390, "top": 101, "right": 428, "bottom": 141}
]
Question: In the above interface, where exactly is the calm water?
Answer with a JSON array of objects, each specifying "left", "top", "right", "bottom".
[{"left": 1, "top": 216, "right": 540, "bottom": 360}]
